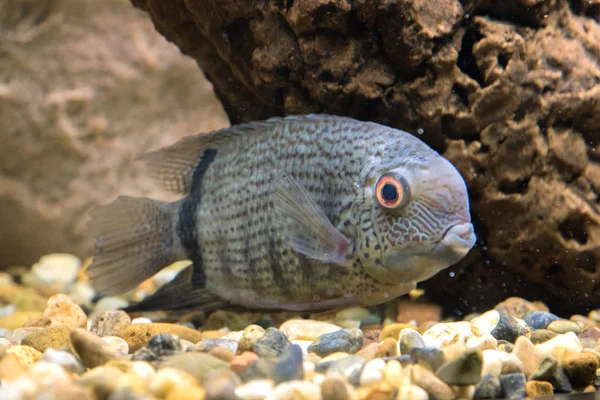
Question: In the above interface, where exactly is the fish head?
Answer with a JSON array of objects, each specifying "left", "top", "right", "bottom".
[{"left": 357, "top": 150, "right": 476, "bottom": 285}]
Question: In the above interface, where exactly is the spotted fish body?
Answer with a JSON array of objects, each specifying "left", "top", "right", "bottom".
[{"left": 88, "top": 115, "right": 476, "bottom": 312}]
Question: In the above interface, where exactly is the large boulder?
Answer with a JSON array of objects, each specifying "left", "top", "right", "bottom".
[
  {"left": 0, "top": 0, "right": 228, "bottom": 267},
  {"left": 129, "top": 0, "right": 600, "bottom": 314}
]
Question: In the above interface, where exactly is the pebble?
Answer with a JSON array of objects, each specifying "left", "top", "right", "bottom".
[
  {"left": 119, "top": 323, "right": 202, "bottom": 352},
  {"left": 320, "top": 375, "right": 352, "bottom": 400},
  {"left": 71, "top": 328, "right": 123, "bottom": 368},
  {"left": 197, "top": 338, "right": 239, "bottom": 354},
  {"left": 6, "top": 345, "right": 43, "bottom": 367},
  {"left": 90, "top": 310, "right": 131, "bottom": 337},
  {"left": 500, "top": 373, "right": 526, "bottom": 400},
  {"left": 307, "top": 329, "right": 363, "bottom": 357},
  {"left": 279, "top": 319, "right": 341, "bottom": 340},
  {"left": 375, "top": 338, "right": 398, "bottom": 358},
  {"left": 251, "top": 328, "right": 292, "bottom": 359},
  {"left": 396, "top": 384, "right": 429, "bottom": 400},
  {"left": 521, "top": 311, "right": 559, "bottom": 330},
  {"left": 5, "top": 327, "right": 44, "bottom": 345},
  {"left": 204, "top": 369, "right": 240, "bottom": 400},
  {"left": 579, "top": 327, "right": 600, "bottom": 341},
  {"left": 530, "top": 356, "right": 558, "bottom": 381},
  {"left": 526, "top": 380, "right": 554, "bottom": 397},
  {"left": 512, "top": 336, "right": 542, "bottom": 377},
  {"left": 497, "top": 340, "right": 514, "bottom": 352},
  {"left": 0, "top": 337, "right": 10, "bottom": 357},
  {"left": 356, "top": 342, "right": 378, "bottom": 359},
  {"left": 166, "top": 384, "right": 206, "bottom": 400},
  {"left": 436, "top": 348, "right": 483, "bottom": 385},
  {"left": 380, "top": 323, "right": 416, "bottom": 341},
  {"left": 549, "top": 366, "right": 573, "bottom": 393},
  {"left": 410, "top": 346, "right": 445, "bottom": 372},
  {"left": 27, "top": 253, "right": 81, "bottom": 293},
  {"left": 231, "top": 351, "right": 260, "bottom": 375},
  {"left": 131, "top": 317, "right": 153, "bottom": 324},
  {"left": 470, "top": 310, "right": 500, "bottom": 337},
  {"left": 102, "top": 336, "right": 129, "bottom": 356},
  {"left": 209, "top": 346, "right": 235, "bottom": 362},
  {"left": 40, "top": 348, "right": 86, "bottom": 374},
  {"left": 422, "top": 321, "right": 473, "bottom": 348},
  {"left": 131, "top": 333, "right": 185, "bottom": 364},
  {"left": 149, "top": 367, "right": 197, "bottom": 397},
  {"left": 530, "top": 329, "right": 558, "bottom": 344},
  {"left": 238, "top": 324, "right": 266, "bottom": 353},
  {"left": 490, "top": 315, "right": 529, "bottom": 343},
  {"left": 42, "top": 294, "right": 87, "bottom": 329},
  {"left": 159, "top": 352, "right": 230, "bottom": 384},
  {"left": 548, "top": 319, "right": 582, "bottom": 334},
  {"left": 235, "top": 379, "right": 274, "bottom": 400},
  {"left": 384, "top": 359, "right": 406, "bottom": 387},
  {"left": 0, "top": 354, "right": 28, "bottom": 381},
  {"left": 359, "top": 358, "right": 385, "bottom": 386},
  {"left": 273, "top": 344, "right": 304, "bottom": 383},
  {"left": 536, "top": 331, "right": 583, "bottom": 363},
  {"left": 481, "top": 349, "right": 504, "bottom": 377},
  {"left": 500, "top": 353, "right": 524, "bottom": 375},
  {"left": 399, "top": 328, "right": 424, "bottom": 355},
  {"left": 494, "top": 297, "right": 548, "bottom": 317},
  {"left": 29, "top": 360, "right": 73, "bottom": 386},
  {"left": 21, "top": 324, "right": 71, "bottom": 352},
  {"left": 268, "top": 380, "right": 321, "bottom": 400},
  {"left": 474, "top": 373, "right": 502, "bottom": 399},
  {"left": 411, "top": 364, "right": 455, "bottom": 400},
  {"left": 561, "top": 352, "right": 599, "bottom": 388},
  {"left": 0, "top": 311, "right": 43, "bottom": 330},
  {"left": 466, "top": 333, "right": 498, "bottom": 351}
]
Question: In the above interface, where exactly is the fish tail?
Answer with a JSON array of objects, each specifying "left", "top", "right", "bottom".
[{"left": 87, "top": 196, "right": 185, "bottom": 296}]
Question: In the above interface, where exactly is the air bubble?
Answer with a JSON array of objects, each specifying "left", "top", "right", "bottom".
[
  {"left": 449, "top": 271, "right": 456, "bottom": 278},
  {"left": 417, "top": 128, "right": 424, "bottom": 135}
]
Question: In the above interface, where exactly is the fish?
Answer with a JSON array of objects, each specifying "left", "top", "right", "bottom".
[{"left": 87, "top": 114, "right": 476, "bottom": 313}]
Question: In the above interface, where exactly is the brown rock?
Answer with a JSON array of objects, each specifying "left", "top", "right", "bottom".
[
  {"left": 209, "top": 347, "right": 234, "bottom": 363},
  {"left": 362, "top": 329, "right": 381, "bottom": 347},
  {"left": 71, "top": 328, "right": 123, "bottom": 368},
  {"left": 380, "top": 323, "right": 416, "bottom": 342},
  {"left": 21, "top": 324, "right": 71, "bottom": 353},
  {"left": 562, "top": 352, "right": 599, "bottom": 389},
  {"left": 375, "top": 338, "right": 399, "bottom": 358},
  {"left": 43, "top": 294, "right": 87, "bottom": 329},
  {"left": 526, "top": 380, "right": 554, "bottom": 397},
  {"left": 0, "top": 311, "right": 43, "bottom": 330},
  {"left": 230, "top": 351, "right": 259, "bottom": 376},
  {"left": 90, "top": 310, "right": 131, "bottom": 337},
  {"left": 119, "top": 323, "right": 203, "bottom": 352},
  {"left": 494, "top": 297, "right": 548, "bottom": 318}
]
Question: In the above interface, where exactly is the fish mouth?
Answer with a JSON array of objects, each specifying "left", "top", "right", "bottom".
[{"left": 438, "top": 222, "right": 476, "bottom": 257}]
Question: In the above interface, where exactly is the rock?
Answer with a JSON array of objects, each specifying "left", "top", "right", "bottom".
[
  {"left": 42, "top": 294, "right": 87, "bottom": 329},
  {"left": 90, "top": 311, "right": 131, "bottom": 337},
  {"left": 579, "top": 327, "right": 600, "bottom": 341},
  {"left": 102, "top": 336, "right": 129, "bottom": 356},
  {"left": 436, "top": 348, "right": 483, "bottom": 385},
  {"left": 536, "top": 331, "right": 583, "bottom": 363},
  {"left": 204, "top": 369, "right": 240, "bottom": 400},
  {"left": 237, "top": 324, "right": 266, "bottom": 353},
  {"left": 411, "top": 364, "right": 454, "bottom": 400},
  {"left": 0, "top": 353, "right": 28, "bottom": 381},
  {"left": 41, "top": 348, "right": 86, "bottom": 374},
  {"left": 384, "top": 359, "right": 406, "bottom": 387},
  {"left": 494, "top": 298, "right": 548, "bottom": 318},
  {"left": 362, "top": 329, "right": 381, "bottom": 347},
  {"left": 240, "top": 358, "right": 276, "bottom": 382},
  {"left": 197, "top": 338, "right": 239, "bottom": 354},
  {"left": 279, "top": 319, "right": 341, "bottom": 340},
  {"left": 530, "top": 329, "right": 558, "bottom": 344},
  {"left": 24, "top": 253, "right": 81, "bottom": 294},
  {"left": 77, "top": 366, "right": 125, "bottom": 399},
  {"left": 0, "top": 337, "right": 11, "bottom": 357},
  {"left": 375, "top": 338, "right": 398, "bottom": 358},
  {"left": 251, "top": 327, "right": 292, "bottom": 359},
  {"left": 497, "top": 340, "right": 514, "bottom": 353},
  {"left": 235, "top": 379, "right": 274, "bottom": 400},
  {"left": 359, "top": 358, "right": 385, "bottom": 386},
  {"left": 6, "top": 345, "right": 43, "bottom": 367},
  {"left": 526, "top": 380, "right": 554, "bottom": 397},
  {"left": 149, "top": 367, "right": 197, "bottom": 398},
  {"left": 530, "top": 356, "right": 558, "bottom": 381},
  {"left": 500, "top": 373, "right": 526, "bottom": 400},
  {"left": 5, "top": 327, "right": 45, "bottom": 345},
  {"left": 231, "top": 351, "right": 260, "bottom": 375},
  {"left": 159, "top": 352, "right": 229, "bottom": 384},
  {"left": 319, "top": 355, "right": 365, "bottom": 376},
  {"left": 512, "top": 336, "right": 543, "bottom": 377},
  {"left": 548, "top": 366, "right": 573, "bottom": 394},
  {"left": 356, "top": 342, "right": 378, "bottom": 359},
  {"left": 562, "top": 352, "right": 599, "bottom": 388},
  {"left": 166, "top": 384, "right": 206, "bottom": 400},
  {"left": 68, "top": 282, "right": 96, "bottom": 308},
  {"left": 490, "top": 315, "right": 529, "bottom": 343},
  {"left": 399, "top": 328, "right": 425, "bottom": 355},
  {"left": 119, "top": 323, "right": 202, "bottom": 352},
  {"left": 466, "top": 334, "right": 498, "bottom": 351},
  {"left": 71, "top": 328, "right": 123, "bottom": 368},
  {"left": 21, "top": 325, "right": 71, "bottom": 353},
  {"left": 0, "top": 311, "right": 43, "bottom": 329},
  {"left": 521, "top": 311, "right": 559, "bottom": 330},
  {"left": 131, "top": 317, "right": 153, "bottom": 324},
  {"left": 481, "top": 349, "right": 504, "bottom": 378},
  {"left": 273, "top": 344, "right": 303, "bottom": 383},
  {"left": 269, "top": 380, "right": 321, "bottom": 400},
  {"left": 548, "top": 319, "right": 582, "bottom": 335},
  {"left": 209, "top": 346, "right": 234, "bottom": 362},
  {"left": 29, "top": 360, "right": 73, "bottom": 386},
  {"left": 474, "top": 373, "right": 502, "bottom": 400},
  {"left": 410, "top": 346, "right": 445, "bottom": 372},
  {"left": 307, "top": 329, "right": 363, "bottom": 357},
  {"left": 500, "top": 353, "right": 524, "bottom": 375},
  {"left": 321, "top": 375, "right": 352, "bottom": 400},
  {"left": 131, "top": 333, "right": 185, "bottom": 364},
  {"left": 422, "top": 321, "right": 473, "bottom": 348},
  {"left": 395, "top": 384, "right": 429, "bottom": 400},
  {"left": 203, "top": 310, "right": 253, "bottom": 331},
  {"left": 380, "top": 323, "right": 417, "bottom": 341},
  {"left": 471, "top": 310, "right": 500, "bottom": 337}
]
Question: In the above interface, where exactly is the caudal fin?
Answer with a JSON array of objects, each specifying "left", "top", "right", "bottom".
[{"left": 87, "top": 196, "right": 181, "bottom": 296}]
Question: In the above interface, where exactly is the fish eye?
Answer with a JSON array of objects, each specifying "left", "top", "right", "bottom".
[{"left": 375, "top": 173, "right": 410, "bottom": 209}]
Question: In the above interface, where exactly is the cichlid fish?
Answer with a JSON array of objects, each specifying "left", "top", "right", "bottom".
[{"left": 87, "top": 114, "right": 476, "bottom": 312}]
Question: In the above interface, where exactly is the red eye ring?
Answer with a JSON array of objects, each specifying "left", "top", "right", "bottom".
[{"left": 376, "top": 175, "right": 404, "bottom": 208}]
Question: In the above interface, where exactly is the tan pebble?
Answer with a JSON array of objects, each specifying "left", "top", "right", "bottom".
[
  {"left": 360, "top": 358, "right": 386, "bottom": 386},
  {"left": 119, "top": 323, "right": 203, "bottom": 352},
  {"left": 494, "top": 297, "right": 547, "bottom": 317},
  {"left": 166, "top": 384, "right": 206, "bottom": 400},
  {"left": 321, "top": 352, "right": 351, "bottom": 362},
  {"left": 411, "top": 364, "right": 455, "bottom": 400},
  {"left": 466, "top": 333, "right": 497, "bottom": 351},
  {"left": 562, "top": 352, "right": 599, "bottom": 388},
  {"left": 0, "top": 284, "right": 47, "bottom": 312},
  {"left": 357, "top": 342, "right": 379, "bottom": 360},
  {"left": 279, "top": 319, "right": 341, "bottom": 340},
  {"left": 270, "top": 380, "right": 321, "bottom": 399},
  {"left": 222, "top": 330, "right": 244, "bottom": 341},
  {"left": 201, "top": 330, "right": 228, "bottom": 339},
  {"left": 380, "top": 323, "right": 416, "bottom": 342},
  {"left": 22, "top": 325, "right": 71, "bottom": 353},
  {"left": 101, "top": 336, "right": 129, "bottom": 355},
  {"left": 115, "top": 372, "right": 148, "bottom": 394},
  {"left": 442, "top": 341, "right": 468, "bottom": 362},
  {"left": 501, "top": 353, "right": 524, "bottom": 374},
  {"left": 536, "top": 331, "right": 583, "bottom": 363},
  {"left": 5, "top": 327, "right": 45, "bottom": 345},
  {"left": 78, "top": 366, "right": 125, "bottom": 399},
  {"left": 0, "top": 311, "right": 43, "bottom": 330},
  {"left": 423, "top": 321, "right": 473, "bottom": 348},
  {"left": 90, "top": 310, "right": 131, "bottom": 337},
  {"left": 453, "top": 385, "right": 475, "bottom": 399},
  {"left": 0, "top": 337, "right": 11, "bottom": 357},
  {"left": 396, "top": 384, "right": 429, "bottom": 400},
  {"left": 235, "top": 379, "right": 275, "bottom": 400},
  {"left": 583, "top": 348, "right": 600, "bottom": 364},
  {"left": 159, "top": 352, "right": 229, "bottom": 384},
  {"left": 39, "top": 381, "right": 95, "bottom": 400},
  {"left": 548, "top": 320, "right": 582, "bottom": 334},
  {"left": 209, "top": 346, "right": 234, "bottom": 362},
  {"left": 572, "top": 315, "right": 598, "bottom": 329},
  {"left": 29, "top": 361, "right": 73, "bottom": 386},
  {"left": 376, "top": 338, "right": 398, "bottom": 358},
  {"left": 470, "top": 310, "right": 500, "bottom": 337},
  {"left": 526, "top": 380, "right": 554, "bottom": 397},
  {"left": 237, "top": 324, "right": 266, "bottom": 353},
  {"left": 71, "top": 328, "right": 123, "bottom": 368},
  {"left": 512, "top": 336, "right": 543, "bottom": 377},
  {"left": 131, "top": 317, "right": 152, "bottom": 324},
  {"left": 363, "top": 382, "right": 396, "bottom": 400},
  {"left": 149, "top": 367, "right": 197, "bottom": 398},
  {"left": 0, "top": 353, "right": 28, "bottom": 381},
  {"left": 396, "top": 300, "right": 442, "bottom": 325},
  {"left": 6, "top": 345, "right": 43, "bottom": 367},
  {"left": 418, "top": 320, "right": 439, "bottom": 334},
  {"left": 204, "top": 369, "right": 240, "bottom": 399},
  {"left": 43, "top": 294, "right": 87, "bottom": 329},
  {"left": 23, "top": 316, "right": 52, "bottom": 328},
  {"left": 589, "top": 310, "right": 600, "bottom": 322},
  {"left": 384, "top": 360, "right": 403, "bottom": 388},
  {"left": 321, "top": 375, "right": 352, "bottom": 400},
  {"left": 362, "top": 329, "right": 381, "bottom": 347},
  {"left": 231, "top": 351, "right": 260, "bottom": 375},
  {"left": 584, "top": 385, "right": 596, "bottom": 392},
  {"left": 104, "top": 360, "right": 156, "bottom": 384}
]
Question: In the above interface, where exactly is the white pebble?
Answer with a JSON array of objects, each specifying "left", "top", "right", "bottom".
[
  {"left": 131, "top": 317, "right": 153, "bottom": 325},
  {"left": 536, "top": 331, "right": 582, "bottom": 363},
  {"left": 279, "top": 319, "right": 341, "bottom": 340},
  {"left": 222, "top": 330, "right": 244, "bottom": 342},
  {"left": 266, "top": 381, "right": 321, "bottom": 400},
  {"left": 481, "top": 349, "right": 504, "bottom": 377},
  {"left": 235, "top": 379, "right": 275, "bottom": 400},
  {"left": 470, "top": 310, "right": 500, "bottom": 337},
  {"left": 467, "top": 333, "right": 498, "bottom": 351},
  {"left": 360, "top": 358, "right": 386, "bottom": 386},
  {"left": 29, "top": 361, "right": 72, "bottom": 386},
  {"left": 396, "top": 384, "right": 429, "bottom": 400},
  {"left": 423, "top": 321, "right": 473, "bottom": 348},
  {"left": 102, "top": 336, "right": 129, "bottom": 356},
  {"left": 130, "top": 361, "right": 155, "bottom": 383}
]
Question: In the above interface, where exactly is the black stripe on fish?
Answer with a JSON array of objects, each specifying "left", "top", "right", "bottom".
[{"left": 177, "top": 148, "right": 218, "bottom": 288}]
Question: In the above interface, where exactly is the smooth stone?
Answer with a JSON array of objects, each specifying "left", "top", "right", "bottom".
[
  {"left": 359, "top": 358, "right": 385, "bottom": 386},
  {"left": 579, "top": 327, "right": 600, "bottom": 341},
  {"left": 490, "top": 315, "right": 529, "bottom": 343},
  {"left": 318, "top": 355, "right": 365, "bottom": 376},
  {"left": 131, "top": 333, "right": 184, "bottom": 364},
  {"left": 583, "top": 348, "right": 600, "bottom": 364},
  {"left": 562, "top": 352, "right": 599, "bottom": 388},
  {"left": 159, "top": 352, "right": 229, "bottom": 384},
  {"left": 204, "top": 369, "right": 240, "bottom": 400},
  {"left": 101, "top": 336, "right": 129, "bottom": 356},
  {"left": 466, "top": 334, "right": 497, "bottom": 351},
  {"left": 273, "top": 344, "right": 303, "bottom": 383},
  {"left": 422, "top": 321, "right": 473, "bottom": 348},
  {"left": 548, "top": 366, "right": 573, "bottom": 394},
  {"left": 548, "top": 320, "right": 582, "bottom": 335},
  {"left": 231, "top": 352, "right": 260, "bottom": 376},
  {"left": 356, "top": 342, "right": 378, "bottom": 359},
  {"left": 536, "top": 331, "right": 583, "bottom": 363},
  {"left": 43, "top": 294, "right": 87, "bottom": 330},
  {"left": 234, "top": 379, "right": 274, "bottom": 400},
  {"left": 41, "top": 348, "right": 86, "bottom": 374},
  {"left": 411, "top": 364, "right": 454, "bottom": 400},
  {"left": 0, "top": 337, "right": 10, "bottom": 358},
  {"left": 89, "top": 311, "right": 131, "bottom": 337},
  {"left": 166, "top": 384, "right": 206, "bottom": 400},
  {"left": 437, "top": 348, "right": 483, "bottom": 385},
  {"left": 131, "top": 317, "right": 152, "bottom": 324},
  {"left": 21, "top": 325, "right": 71, "bottom": 353},
  {"left": 149, "top": 367, "right": 197, "bottom": 398},
  {"left": 197, "top": 338, "right": 239, "bottom": 354},
  {"left": 0, "top": 312, "right": 43, "bottom": 330},
  {"left": 71, "top": 328, "right": 123, "bottom": 368},
  {"left": 77, "top": 366, "right": 125, "bottom": 399},
  {"left": 119, "top": 323, "right": 202, "bottom": 352},
  {"left": 496, "top": 340, "right": 514, "bottom": 352},
  {"left": 380, "top": 323, "right": 417, "bottom": 341},
  {"left": 237, "top": 325, "right": 266, "bottom": 354},
  {"left": 6, "top": 345, "right": 43, "bottom": 367},
  {"left": 240, "top": 358, "right": 276, "bottom": 382},
  {"left": 279, "top": 319, "right": 341, "bottom": 340},
  {"left": 530, "top": 356, "right": 558, "bottom": 381},
  {"left": 384, "top": 359, "right": 407, "bottom": 387},
  {"left": 474, "top": 373, "right": 502, "bottom": 400},
  {"left": 500, "top": 373, "right": 526, "bottom": 400},
  {"left": 0, "top": 353, "right": 28, "bottom": 381},
  {"left": 375, "top": 338, "right": 398, "bottom": 358},
  {"left": 396, "top": 384, "right": 429, "bottom": 400},
  {"left": 209, "top": 346, "right": 235, "bottom": 363},
  {"left": 307, "top": 329, "right": 363, "bottom": 357},
  {"left": 269, "top": 380, "right": 321, "bottom": 400},
  {"left": 321, "top": 375, "right": 352, "bottom": 400},
  {"left": 580, "top": 337, "right": 597, "bottom": 349},
  {"left": 251, "top": 328, "right": 292, "bottom": 359},
  {"left": 500, "top": 353, "right": 524, "bottom": 375},
  {"left": 399, "top": 328, "right": 424, "bottom": 355},
  {"left": 410, "top": 346, "right": 445, "bottom": 372},
  {"left": 530, "top": 329, "right": 558, "bottom": 344},
  {"left": 481, "top": 350, "right": 504, "bottom": 378},
  {"left": 29, "top": 360, "right": 73, "bottom": 386},
  {"left": 442, "top": 342, "right": 467, "bottom": 363},
  {"left": 5, "top": 328, "right": 44, "bottom": 345},
  {"left": 471, "top": 310, "right": 500, "bottom": 337},
  {"left": 521, "top": 311, "right": 559, "bottom": 330},
  {"left": 526, "top": 380, "right": 554, "bottom": 397},
  {"left": 494, "top": 297, "right": 548, "bottom": 317},
  {"left": 512, "top": 336, "right": 542, "bottom": 377}
]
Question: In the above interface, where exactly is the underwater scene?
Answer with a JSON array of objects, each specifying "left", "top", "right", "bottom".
[{"left": 1, "top": 0, "right": 599, "bottom": 399}]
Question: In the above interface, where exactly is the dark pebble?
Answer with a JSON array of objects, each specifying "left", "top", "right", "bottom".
[
  {"left": 410, "top": 346, "right": 445, "bottom": 371},
  {"left": 197, "top": 338, "right": 238, "bottom": 354},
  {"left": 273, "top": 344, "right": 303, "bottom": 383},
  {"left": 251, "top": 328, "right": 291, "bottom": 359},
  {"left": 240, "top": 358, "right": 275, "bottom": 382},
  {"left": 497, "top": 340, "right": 514, "bottom": 353},
  {"left": 307, "top": 329, "right": 363, "bottom": 357},
  {"left": 521, "top": 311, "right": 559, "bottom": 330},
  {"left": 549, "top": 366, "right": 573, "bottom": 394},
  {"left": 500, "top": 373, "right": 526, "bottom": 400},
  {"left": 437, "top": 348, "right": 483, "bottom": 386},
  {"left": 491, "top": 315, "right": 528, "bottom": 343},
  {"left": 474, "top": 373, "right": 502, "bottom": 400},
  {"left": 530, "top": 356, "right": 558, "bottom": 381},
  {"left": 530, "top": 329, "right": 558, "bottom": 345},
  {"left": 380, "top": 354, "right": 414, "bottom": 367},
  {"left": 131, "top": 333, "right": 183, "bottom": 363},
  {"left": 399, "top": 329, "right": 425, "bottom": 355}
]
